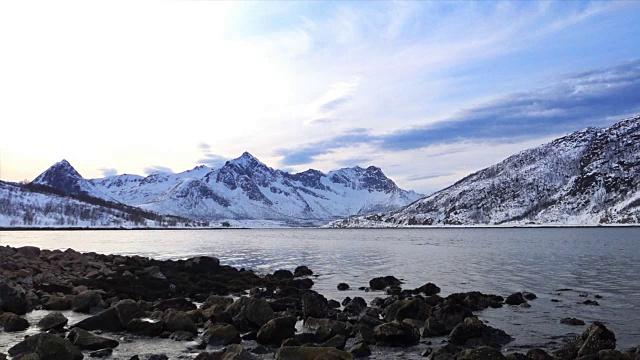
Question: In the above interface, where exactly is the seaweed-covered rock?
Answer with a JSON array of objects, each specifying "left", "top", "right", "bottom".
[
  {"left": 577, "top": 322, "right": 616, "bottom": 357},
  {"left": 8, "top": 333, "right": 83, "bottom": 360},
  {"left": 38, "top": 312, "right": 68, "bottom": 331}
]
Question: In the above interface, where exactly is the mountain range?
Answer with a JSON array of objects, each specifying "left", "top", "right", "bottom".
[
  {"left": 27, "top": 152, "right": 422, "bottom": 225},
  {"left": 329, "top": 115, "right": 640, "bottom": 227}
]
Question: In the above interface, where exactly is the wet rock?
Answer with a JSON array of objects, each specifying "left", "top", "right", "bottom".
[
  {"left": 337, "top": 283, "right": 350, "bottom": 291},
  {"left": 273, "top": 270, "right": 294, "bottom": 279},
  {"left": 88, "top": 349, "right": 112, "bottom": 358},
  {"left": 67, "top": 328, "right": 119, "bottom": 351},
  {"left": 373, "top": 321, "right": 420, "bottom": 346},
  {"left": 505, "top": 353, "right": 527, "bottom": 360},
  {"left": 578, "top": 322, "right": 616, "bottom": 357},
  {"left": 43, "top": 295, "right": 73, "bottom": 311},
  {"left": 449, "top": 317, "right": 513, "bottom": 347},
  {"left": 423, "top": 316, "right": 448, "bottom": 337},
  {"left": 187, "top": 256, "right": 220, "bottom": 273},
  {"left": 281, "top": 338, "right": 300, "bottom": 347},
  {"left": 431, "top": 303, "right": 473, "bottom": 332},
  {"left": 597, "top": 349, "right": 625, "bottom": 360},
  {"left": 0, "top": 312, "right": 30, "bottom": 331},
  {"left": 114, "top": 299, "right": 146, "bottom": 326},
  {"left": 194, "top": 351, "right": 224, "bottom": 360},
  {"left": 0, "top": 282, "right": 28, "bottom": 315},
  {"left": 304, "top": 317, "right": 353, "bottom": 343},
  {"left": 249, "top": 345, "right": 269, "bottom": 354},
  {"left": 126, "top": 318, "right": 164, "bottom": 336},
  {"left": 342, "top": 297, "right": 352, "bottom": 306},
  {"left": 414, "top": 283, "right": 441, "bottom": 296},
  {"left": 164, "top": 310, "right": 198, "bottom": 335},
  {"left": 38, "top": 312, "right": 68, "bottom": 331},
  {"left": 8, "top": 333, "right": 83, "bottom": 360},
  {"left": 457, "top": 346, "right": 506, "bottom": 360},
  {"left": 584, "top": 300, "right": 600, "bottom": 306},
  {"left": 505, "top": 292, "right": 526, "bottom": 306},
  {"left": 16, "top": 246, "right": 41, "bottom": 258},
  {"left": 526, "top": 349, "right": 554, "bottom": 360},
  {"left": 202, "top": 295, "right": 234, "bottom": 310},
  {"left": 356, "top": 314, "right": 384, "bottom": 329},
  {"left": 256, "top": 316, "right": 296, "bottom": 345},
  {"left": 139, "top": 266, "right": 166, "bottom": 280},
  {"left": 349, "top": 342, "right": 371, "bottom": 358},
  {"left": 169, "top": 330, "right": 195, "bottom": 341},
  {"left": 321, "top": 334, "right": 347, "bottom": 350},
  {"left": 203, "top": 324, "right": 241, "bottom": 346},
  {"left": 393, "top": 298, "right": 430, "bottom": 322},
  {"left": 294, "top": 266, "right": 313, "bottom": 277},
  {"left": 154, "top": 298, "right": 196, "bottom": 312},
  {"left": 328, "top": 299, "right": 341, "bottom": 308},
  {"left": 427, "top": 343, "right": 463, "bottom": 360},
  {"left": 275, "top": 346, "right": 353, "bottom": 360},
  {"left": 561, "top": 318, "right": 586, "bottom": 326},
  {"left": 523, "top": 292, "right": 537, "bottom": 300},
  {"left": 301, "top": 291, "right": 331, "bottom": 319},
  {"left": 72, "top": 290, "right": 104, "bottom": 313},
  {"left": 74, "top": 307, "right": 123, "bottom": 332},
  {"left": 343, "top": 297, "right": 367, "bottom": 315},
  {"left": 369, "top": 276, "right": 402, "bottom": 291},
  {"left": 225, "top": 296, "right": 274, "bottom": 330},
  {"left": 352, "top": 324, "right": 374, "bottom": 344},
  {"left": 222, "top": 344, "right": 256, "bottom": 360}
]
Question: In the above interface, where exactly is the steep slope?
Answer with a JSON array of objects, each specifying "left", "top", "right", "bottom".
[
  {"left": 0, "top": 181, "right": 192, "bottom": 227},
  {"left": 32, "top": 160, "right": 98, "bottom": 196},
  {"left": 329, "top": 115, "right": 640, "bottom": 227},
  {"left": 34, "top": 153, "right": 422, "bottom": 224}
]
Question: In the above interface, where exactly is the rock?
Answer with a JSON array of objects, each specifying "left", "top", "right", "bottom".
[
  {"left": 164, "top": 310, "right": 198, "bottom": 335},
  {"left": 342, "top": 297, "right": 352, "bottom": 306},
  {"left": 373, "top": 321, "right": 420, "bottom": 346},
  {"left": 294, "top": 266, "right": 313, "bottom": 277},
  {"left": 89, "top": 349, "right": 112, "bottom": 358},
  {"left": 352, "top": 324, "right": 374, "bottom": 344},
  {"left": 194, "top": 352, "right": 224, "bottom": 360},
  {"left": 170, "top": 330, "right": 195, "bottom": 341},
  {"left": 223, "top": 344, "right": 256, "bottom": 360},
  {"left": 584, "top": 300, "right": 600, "bottom": 306},
  {"left": 369, "top": 276, "right": 402, "bottom": 291},
  {"left": 431, "top": 303, "right": 473, "bottom": 332},
  {"left": 301, "top": 291, "right": 331, "bottom": 319},
  {"left": 273, "top": 269, "right": 294, "bottom": 279},
  {"left": 74, "top": 307, "right": 123, "bottom": 332},
  {"left": 16, "top": 246, "right": 41, "bottom": 258},
  {"left": 304, "top": 317, "right": 353, "bottom": 343},
  {"left": 38, "top": 312, "right": 68, "bottom": 331},
  {"left": 423, "top": 316, "right": 448, "bottom": 337},
  {"left": 349, "top": 342, "right": 371, "bottom": 358},
  {"left": 577, "top": 322, "right": 616, "bottom": 357},
  {"left": 202, "top": 295, "right": 234, "bottom": 310},
  {"left": 321, "top": 334, "right": 347, "bottom": 350},
  {"left": 457, "top": 346, "right": 506, "bottom": 360},
  {"left": 343, "top": 297, "right": 367, "bottom": 315},
  {"left": 188, "top": 256, "right": 220, "bottom": 273},
  {"left": 561, "top": 318, "right": 586, "bottom": 326},
  {"left": 523, "top": 292, "right": 537, "bottom": 300},
  {"left": 225, "top": 296, "right": 274, "bottom": 330},
  {"left": 72, "top": 290, "right": 104, "bottom": 313},
  {"left": 505, "top": 353, "right": 527, "bottom": 360},
  {"left": 139, "top": 266, "right": 166, "bottom": 280},
  {"left": 126, "top": 318, "right": 164, "bottom": 337},
  {"left": 0, "top": 312, "right": 30, "bottom": 331},
  {"left": 275, "top": 347, "right": 353, "bottom": 360},
  {"left": 414, "top": 283, "right": 441, "bottom": 296},
  {"left": 337, "top": 283, "right": 350, "bottom": 291},
  {"left": 328, "top": 300, "right": 341, "bottom": 308},
  {"left": 256, "top": 316, "right": 297, "bottom": 345},
  {"left": 203, "top": 324, "right": 241, "bottom": 346},
  {"left": 505, "top": 292, "right": 526, "bottom": 306},
  {"left": 526, "top": 349, "right": 554, "bottom": 360},
  {"left": 43, "top": 296, "right": 73, "bottom": 311},
  {"left": 155, "top": 298, "right": 196, "bottom": 312},
  {"left": 427, "top": 343, "right": 463, "bottom": 360},
  {"left": 0, "top": 353, "right": 6, "bottom": 360},
  {"left": 249, "top": 345, "right": 270, "bottom": 354},
  {"left": 281, "top": 338, "right": 300, "bottom": 347},
  {"left": 449, "top": 317, "right": 513, "bottom": 346},
  {"left": 597, "top": 349, "right": 625, "bottom": 360},
  {"left": 114, "top": 299, "right": 146, "bottom": 326},
  {"left": 8, "top": 333, "right": 83, "bottom": 360},
  {"left": 393, "top": 298, "right": 430, "bottom": 322},
  {"left": 67, "top": 328, "right": 119, "bottom": 351},
  {"left": 14, "top": 353, "right": 41, "bottom": 360},
  {"left": 0, "top": 282, "right": 28, "bottom": 315}
]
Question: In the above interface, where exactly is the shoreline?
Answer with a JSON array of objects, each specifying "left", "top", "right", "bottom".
[{"left": 1, "top": 244, "right": 637, "bottom": 360}]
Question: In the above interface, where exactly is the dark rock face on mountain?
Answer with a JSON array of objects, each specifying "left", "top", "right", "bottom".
[
  {"left": 331, "top": 115, "right": 640, "bottom": 227},
  {"left": 26, "top": 152, "right": 421, "bottom": 225}
]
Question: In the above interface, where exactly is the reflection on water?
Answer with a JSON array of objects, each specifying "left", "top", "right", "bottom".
[{"left": 1, "top": 227, "right": 639, "bottom": 350}]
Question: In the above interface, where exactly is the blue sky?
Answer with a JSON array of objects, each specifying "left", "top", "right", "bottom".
[{"left": 1, "top": 1, "right": 640, "bottom": 193}]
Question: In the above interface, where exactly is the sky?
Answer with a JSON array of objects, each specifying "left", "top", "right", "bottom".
[{"left": 1, "top": 1, "right": 640, "bottom": 194}]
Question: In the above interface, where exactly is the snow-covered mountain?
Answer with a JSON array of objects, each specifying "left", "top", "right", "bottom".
[
  {"left": 329, "top": 115, "right": 640, "bottom": 227},
  {"left": 0, "top": 181, "right": 192, "bottom": 228},
  {"left": 32, "top": 152, "right": 422, "bottom": 224}
]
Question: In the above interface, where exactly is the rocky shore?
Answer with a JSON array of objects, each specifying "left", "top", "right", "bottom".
[{"left": 0, "top": 245, "right": 638, "bottom": 360}]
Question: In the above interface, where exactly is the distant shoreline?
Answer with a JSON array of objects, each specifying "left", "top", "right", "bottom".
[{"left": 1, "top": 224, "right": 639, "bottom": 231}]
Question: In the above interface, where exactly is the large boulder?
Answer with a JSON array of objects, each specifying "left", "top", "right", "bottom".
[
  {"left": 43, "top": 295, "right": 73, "bottom": 311},
  {"left": 256, "top": 316, "right": 297, "bottom": 345},
  {"left": 188, "top": 256, "right": 220, "bottom": 273},
  {"left": 164, "top": 310, "right": 198, "bottom": 335},
  {"left": 275, "top": 347, "right": 353, "bottom": 360},
  {"left": 126, "top": 318, "right": 164, "bottom": 337},
  {"left": 114, "top": 299, "right": 146, "bottom": 326},
  {"left": 414, "top": 283, "right": 441, "bottom": 296},
  {"left": 505, "top": 292, "right": 526, "bottom": 306},
  {"left": 369, "top": 276, "right": 402, "bottom": 291},
  {"left": 373, "top": 321, "right": 420, "bottom": 346},
  {"left": 301, "top": 291, "right": 331, "bottom": 319},
  {"left": 67, "top": 328, "right": 119, "bottom": 351},
  {"left": 73, "top": 307, "right": 123, "bottom": 332},
  {"left": 449, "top": 317, "right": 513, "bottom": 347},
  {"left": 203, "top": 324, "right": 241, "bottom": 346},
  {"left": 0, "top": 312, "right": 30, "bottom": 331},
  {"left": 72, "top": 290, "right": 104, "bottom": 313},
  {"left": 304, "top": 317, "right": 353, "bottom": 343},
  {"left": 577, "top": 322, "right": 617, "bottom": 357},
  {"left": 343, "top": 297, "right": 367, "bottom": 316},
  {"left": 0, "top": 282, "right": 28, "bottom": 315},
  {"left": 38, "top": 312, "right": 69, "bottom": 331},
  {"left": 16, "top": 246, "right": 41, "bottom": 258},
  {"left": 225, "top": 297, "right": 274, "bottom": 330},
  {"left": 294, "top": 266, "right": 313, "bottom": 277},
  {"left": 8, "top": 333, "right": 83, "bottom": 360}
]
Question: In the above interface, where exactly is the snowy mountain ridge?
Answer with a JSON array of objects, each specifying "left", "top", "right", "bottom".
[
  {"left": 31, "top": 152, "right": 422, "bottom": 224},
  {"left": 328, "top": 115, "right": 640, "bottom": 227}
]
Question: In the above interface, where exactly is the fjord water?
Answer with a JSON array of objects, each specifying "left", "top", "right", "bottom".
[{"left": 2, "top": 228, "right": 639, "bottom": 351}]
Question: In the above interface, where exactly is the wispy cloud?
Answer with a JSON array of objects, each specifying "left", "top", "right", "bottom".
[
  {"left": 144, "top": 166, "right": 173, "bottom": 175},
  {"left": 197, "top": 142, "right": 228, "bottom": 168},
  {"left": 98, "top": 167, "right": 117, "bottom": 177}
]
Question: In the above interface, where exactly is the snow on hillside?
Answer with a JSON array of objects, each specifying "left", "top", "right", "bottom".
[{"left": 328, "top": 115, "right": 640, "bottom": 227}]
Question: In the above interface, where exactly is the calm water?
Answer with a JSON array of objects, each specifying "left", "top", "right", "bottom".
[{"left": 1, "top": 228, "right": 639, "bottom": 352}]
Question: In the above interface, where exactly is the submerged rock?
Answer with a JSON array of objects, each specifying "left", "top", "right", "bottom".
[{"left": 560, "top": 317, "right": 585, "bottom": 326}]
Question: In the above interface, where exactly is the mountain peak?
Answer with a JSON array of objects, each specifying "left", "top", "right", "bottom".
[{"left": 32, "top": 159, "right": 95, "bottom": 196}]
